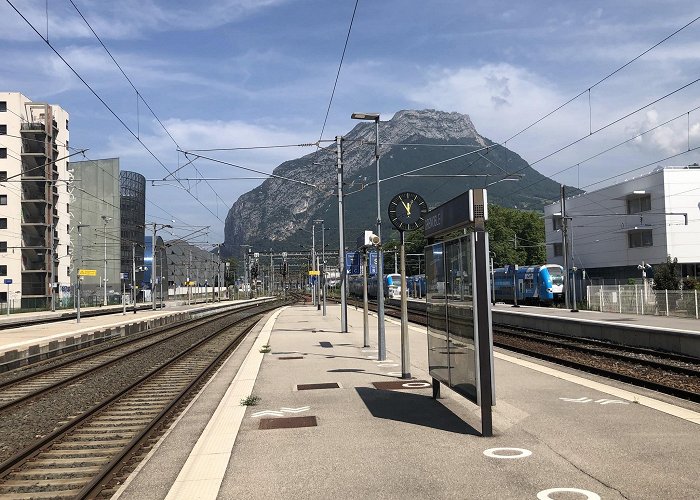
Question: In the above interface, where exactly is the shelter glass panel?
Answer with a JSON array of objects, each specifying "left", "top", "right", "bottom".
[
  {"left": 445, "top": 237, "right": 476, "bottom": 402},
  {"left": 426, "top": 242, "right": 448, "bottom": 384}
]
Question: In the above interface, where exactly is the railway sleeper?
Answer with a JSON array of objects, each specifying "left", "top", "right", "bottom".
[
  {"left": 0, "top": 490, "right": 75, "bottom": 499},
  {"left": 0, "top": 476, "right": 87, "bottom": 489},
  {"left": 11, "top": 465, "right": 103, "bottom": 478},
  {"left": 26, "top": 456, "right": 112, "bottom": 466},
  {"left": 51, "top": 439, "right": 130, "bottom": 449},
  {"left": 78, "top": 424, "right": 145, "bottom": 433}
]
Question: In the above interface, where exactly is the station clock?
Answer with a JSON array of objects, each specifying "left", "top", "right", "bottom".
[{"left": 388, "top": 192, "right": 428, "bottom": 231}]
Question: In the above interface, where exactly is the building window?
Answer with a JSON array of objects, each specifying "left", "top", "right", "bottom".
[
  {"left": 0, "top": 218, "right": 6, "bottom": 229},
  {"left": 628, "top": 229, "right": 653, "bottom": 248},
  {"left": 0, "top": 148, "right": 6, "bottom": 159},
  {"left": 0, "top": 195, "right": 7, "bottom": 205},
  {"left": 0, "top": 125, "right": 6, "bottom": 135},
  {"left": 0, "top": 265, "right": 6, "bottom": 276},
  {"left": 627, "top": 194, "right": 651, "bottom": 214},
  {"left": 0, "top": 101, "right": 6, "bottom": 112},
  {"left": 0, "top": 171, "right": 6, "bottom": 181},
  {"left": 0, "top": 242, "right": 6, "bottom": 252},
  {"left": 553, "top": 243, "right": 563, "bottom": 257},
  {"left": 65, "top": 119, "right": 69, "bottom": 130},
  {"left": 552, "top": 216, "right": 562, "bottom": 231}
]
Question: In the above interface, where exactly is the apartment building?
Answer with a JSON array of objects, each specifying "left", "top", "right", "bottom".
[
  {"left": 544, "top": 166, "right": 700, "bottom": 283},
  {"left": 0, "top": 92, "right": 70, "bottom": 309}
]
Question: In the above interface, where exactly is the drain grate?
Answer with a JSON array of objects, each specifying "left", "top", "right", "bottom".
[
  {"left": 297, "top": 382, "right": 340, "bottom": 391},
  {"left": 259, "top": 416, "right": 318, "bottom": 430},
  {"left": 279, "top": 356, "right": 304, "bottom": 360},
  {"left": 372, "top": 380, "right": 432, "bottom": 390},
  {"left": 319, "top": 341, "right": 333, "bottom": 348}
]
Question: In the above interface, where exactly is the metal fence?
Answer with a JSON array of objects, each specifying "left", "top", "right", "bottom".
[{"left": 587, "top": 285, "right": 700, "bottom": 319}]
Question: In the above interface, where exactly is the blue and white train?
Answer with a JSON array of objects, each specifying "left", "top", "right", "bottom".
[{"left": 492, "top": 264, "right": 564, "bottom": 305}]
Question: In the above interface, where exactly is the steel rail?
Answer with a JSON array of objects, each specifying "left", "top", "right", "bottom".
[
  {"left": 0, "top": 301, "right": 282, "bottom": 493},
  {"left": 0, "top": 303, "right": 264, "bottom": 413}
]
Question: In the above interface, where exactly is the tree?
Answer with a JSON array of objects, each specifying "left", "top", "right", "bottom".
[
  {"left": 382, "top": 204, "right": 546, "bottom": 274},
  {"left": 652, "top": 256, "right": 681, "bottom": 290},
  {"left": 486, "top": 204, "right": 546, "bottom": 267}
]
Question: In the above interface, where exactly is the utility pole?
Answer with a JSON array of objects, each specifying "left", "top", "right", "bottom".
[
  {"left": 132, "top": 242, "right": 137, "bottom": 314},
  {"left": 561, "top": 185, "right": 570, "bottom": 309},
  {"left": 50, "top": 223, "right": 55, "bottom": 312},
  {"left": 312, "top": 224, "right": 317, "bottom": 306},
  {"left": 321, "top": 221, "right": 327, "bottom": 316},
  {"left": 76, "top": 223, "right": 90, "bottom": 323},
  {"left": 336, "top": 135, "right": 348, "bottom": 332},
  {"left": 101, "top": 216, "right": 112, "bottom": 306}
]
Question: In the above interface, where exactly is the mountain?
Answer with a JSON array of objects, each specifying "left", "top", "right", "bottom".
[{"left": 223, "top": 109, "right": 573, "bottom": 257}]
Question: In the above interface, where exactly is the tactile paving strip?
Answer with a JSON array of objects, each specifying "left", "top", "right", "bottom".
[{"left": 259, "top": 416, "right": 318, "bottom": 429}]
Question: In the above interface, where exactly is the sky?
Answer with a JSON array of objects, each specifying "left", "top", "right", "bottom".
[{"left": 1, "top": 0, "right": 699, "bottom": 245}]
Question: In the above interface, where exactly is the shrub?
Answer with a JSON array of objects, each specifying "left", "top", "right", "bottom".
[{"left": 652, "top": 256, "right": 681, "bottom": 291}]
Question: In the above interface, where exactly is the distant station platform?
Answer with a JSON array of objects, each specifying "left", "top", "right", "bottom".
[
  {"left": 115, "top": 303, "right": 700, "bottom": 500},
  {"left": 493, "top": 302, "right": 700, "bottom": 333},
  {"left": 492, "top": 303, "right": 700, "bottom": 358},
  {"left": 0, "top": 299, "right": 269, "bottom": 369}
]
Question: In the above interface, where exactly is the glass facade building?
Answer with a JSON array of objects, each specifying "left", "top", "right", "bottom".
[{"left": 120, "top": 171, "right": 146, "bottom": 285}]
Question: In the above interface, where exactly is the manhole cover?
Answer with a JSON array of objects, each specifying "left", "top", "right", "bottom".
[
  {"left": 297, "top": 382, "right": 340, "bottom": 391},
  {"left": 372, "top": 380, "right": 432, "bottom": 390},
  {"left": 279, "top": 356, "right": 305, "bottom": 360},
  {"left": 259, "top": 416, "right": 318, "bottom": 430}
]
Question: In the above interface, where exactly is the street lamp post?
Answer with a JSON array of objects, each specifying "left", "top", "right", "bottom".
[
  {"left": 101, "top": 216, "right": 112, "bottom": 306},
  {"left": 351, "top": 112, "right": 386, "bottom": 361}
]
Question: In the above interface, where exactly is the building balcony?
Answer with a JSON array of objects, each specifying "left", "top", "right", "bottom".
[{"left": 20, "top": 122, "right": 47, "bottom": 134}]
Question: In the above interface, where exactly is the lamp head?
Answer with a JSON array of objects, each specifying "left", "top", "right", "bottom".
[{"left": 351, "top": 112, "right": 380, "bottom": 121}]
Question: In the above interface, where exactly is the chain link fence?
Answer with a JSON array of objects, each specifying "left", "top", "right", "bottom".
[{"left": 587, "top": 285, "right": 700, "bottom": 319}]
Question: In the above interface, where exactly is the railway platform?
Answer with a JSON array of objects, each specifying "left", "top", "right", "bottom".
[
  {"left": 116, "top": 303, "right": 700, "bottom": 500},
  {"left": 0, "top": 298, "right": 270, "bottom": 370},
  {"left": 492, "top": 303, "right": 700, "bottom": 358}
]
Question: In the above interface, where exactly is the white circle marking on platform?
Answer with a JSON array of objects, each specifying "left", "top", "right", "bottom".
[
  {"left": 537, "top": 488, "right": 600, "bottom": 500},
  {"left": 483, "top": 448, "right": 532, "bottom": 459},
  {"left": 402, "top": 382, "right": 431, "bottom": 388}
]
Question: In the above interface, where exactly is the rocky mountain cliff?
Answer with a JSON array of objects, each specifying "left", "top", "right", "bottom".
[{"left": 223, "top": 109, "right": 571, "bottom": 256}]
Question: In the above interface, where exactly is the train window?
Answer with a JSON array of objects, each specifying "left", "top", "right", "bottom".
[{"left": 524, "top": 278, "right": 534, "bottom": 289}]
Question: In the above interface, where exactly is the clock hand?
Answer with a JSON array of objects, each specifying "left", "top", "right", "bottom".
[{"left": 401, "top": 199, "right": 412, "bottom": 216}]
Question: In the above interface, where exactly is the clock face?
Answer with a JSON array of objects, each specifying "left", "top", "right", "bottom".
[{"left": 388, "top": 192, "right": 428, "bottom": 231}]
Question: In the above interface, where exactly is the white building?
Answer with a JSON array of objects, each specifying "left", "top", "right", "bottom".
[
  {"left": 0, "top": 92, "right": 70, "bottom": 309},
  {"left": 544, "top": 166, "right": 700, "bottom": 284}
]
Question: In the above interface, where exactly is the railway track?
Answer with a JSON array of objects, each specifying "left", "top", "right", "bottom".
[
  {"left": 0, "top": 299, "right": 288, "bottom": 499},
  {"left": 0, "top": 302, "right": 267, "bottom": 413},
  {"left": 343, "top": 297, "right": 700, "bottom": 402}
]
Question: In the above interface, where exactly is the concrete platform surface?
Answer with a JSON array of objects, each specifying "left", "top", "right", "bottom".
[
  {"left": 116, "top": 303, "right": 700, "bottom": 500},
  {"left": 493, "top": 302, "right": 700, "bottom": 334},
  {"left": 0, "top": 298, "right": 265, "bottom": 356}
]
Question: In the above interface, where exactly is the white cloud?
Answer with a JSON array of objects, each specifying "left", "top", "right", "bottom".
[
  {"left": 0, "top": 0, "right": 290, "bottom": 41},
  {"left": 628, "top": 109, "right": 700, "bottom": 155},
  {"left": 406, "top": 63, "right": 590, "bottom": 150}
]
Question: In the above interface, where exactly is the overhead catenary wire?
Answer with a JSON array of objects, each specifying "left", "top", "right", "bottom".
[
  {"left": 502, "top": 14, "right": 700, "bottom": 145},
  {"left": 5, "top": 0, "right": 225, "bottom": 224},
  {"left": 67, "top": 0, "right": 231, "bottom": 217},
  {"left": 316, "top": 0, "right": 359, "bottom": 146}
]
